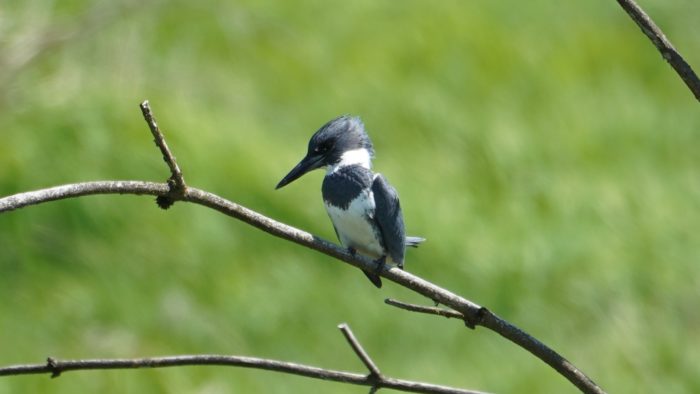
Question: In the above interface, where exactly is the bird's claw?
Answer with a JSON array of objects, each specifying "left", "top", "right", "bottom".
[{"left": 374, "top": 255, "right": 387, "bottom": 275}]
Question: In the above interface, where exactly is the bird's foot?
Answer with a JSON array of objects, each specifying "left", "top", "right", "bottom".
[
  {"left": 373, "top": 255, "right": 387, "bottom": 275},
  {"left": 348, "top": 246, "right": 357, "bottom": 256}
]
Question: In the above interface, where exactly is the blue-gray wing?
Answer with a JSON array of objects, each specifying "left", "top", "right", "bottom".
[{"left": 371, "top": 174, "right": 406, "bottom": 268}]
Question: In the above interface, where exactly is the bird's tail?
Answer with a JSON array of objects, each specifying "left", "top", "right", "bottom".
[
  {"left": 405, "top": 236, "right": 426, "bottom": 248},
  {"left": 363, "top": 270, "right": 383, "bottom": 288}
]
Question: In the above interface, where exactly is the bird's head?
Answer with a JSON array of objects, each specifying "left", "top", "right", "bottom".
[{"left": 276, "top": 115, "right": 374, "bottom": 189}]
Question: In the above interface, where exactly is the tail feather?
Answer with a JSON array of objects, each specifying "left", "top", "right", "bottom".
[
  {"left": 405, "top": 236, "right": 426, "bottom": 248},
  {"left": 363, "top": 270, "right": 383, "bottom": 288}
]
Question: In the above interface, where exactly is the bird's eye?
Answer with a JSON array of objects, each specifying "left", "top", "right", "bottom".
[{"left": 315, "top": 142, "right": 332, "bottom": 154}]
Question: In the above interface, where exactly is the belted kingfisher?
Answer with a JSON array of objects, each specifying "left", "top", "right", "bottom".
[{"left": 276, "top": 115, "right": 425, "bottom": 288}]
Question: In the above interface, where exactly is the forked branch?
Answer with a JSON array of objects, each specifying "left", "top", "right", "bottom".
[
  {"left": 339, "top": 323, "right": 382, "bottom": 378},
  {"left": 140, "top": 100, "right": 186, "bottom": 208},
  {"left": 0, "top": 324, "right": 487, "bottom": 394},
  {"left": 0, "top": 102, "right": 605, "bottom": 394}
]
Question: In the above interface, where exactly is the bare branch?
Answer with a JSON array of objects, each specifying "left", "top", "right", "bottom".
[
  {"left": 0, "top": 181, "right": 167, "bottom": 213},
  {"left": 0, "top": 354, "right": 487, "bottom": 394},
  {"left": 615, "top": 0, "right": 700, "bottom": 101},
  {"left": 381, "top": 298, "right": 600, "bottom": 392},
  {"left": 139, "top": 100, "right": 186, "bottom": 208},
  {"left": 0, "top": 180, "right": 604, "bottom": 393},
  {"left": 338, "top": 323, "right": 382, "bottom": 377},
  {"left": 385, "top": 299, "right": 464, "bottom": 320},
  {"left": 0, "top": 102, "right": 606, "bottom": 394},
  {"left": 139, "top": 100, "right": 186, "bottom": 190}
]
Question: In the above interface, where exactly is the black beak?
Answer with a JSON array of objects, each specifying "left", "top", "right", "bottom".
[{"left": 275, "top": 154, "right": 324, "bottom": 189}]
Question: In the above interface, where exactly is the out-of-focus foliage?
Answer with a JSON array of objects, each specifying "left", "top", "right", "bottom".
[{"left": 1, "top": 1, "right": 698, "bottom": 393}]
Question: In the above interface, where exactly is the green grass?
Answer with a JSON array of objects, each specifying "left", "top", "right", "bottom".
[{"left": 1, "top": 1, "right": 699, "bottom": 393}]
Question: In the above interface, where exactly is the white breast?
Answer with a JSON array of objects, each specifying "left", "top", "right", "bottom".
[{"left": 324, "top": 190, "right": 384, "bottom": 259}]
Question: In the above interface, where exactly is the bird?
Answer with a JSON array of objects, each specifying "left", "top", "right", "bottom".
[{"left": 275, "top": 115, "right": 425, "bottom": 288}]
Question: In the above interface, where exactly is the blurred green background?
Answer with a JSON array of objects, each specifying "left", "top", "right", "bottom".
[{"left": 1, "top": 1, "right": 698, "bottom": 393}]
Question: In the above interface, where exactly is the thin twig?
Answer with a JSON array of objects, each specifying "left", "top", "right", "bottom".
[
  {"left": 0, "top": 102, "right": 606, "bottom": 394},
  {"left": 615, "top": 0, "right": 700, "bottom": 101},
  {"left": 385, "top": 299, "right": 464, "bottom": 320},
  {"left": 0, "top": 354, "right": 486, "bottom": 394},
  {"left": 139, "top": 100, "right": 186, "bottom": 199},
  {"left": 338, "top": 323, "right": 381, "bottom": 377}
]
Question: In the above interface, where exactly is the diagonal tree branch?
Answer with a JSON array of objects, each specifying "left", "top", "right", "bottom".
[
  {"left": 615, "top": 0, "right": 700, "bottom": 101},
  {"left": 339, "top": 323, "right": 382, "bottom": 378},
  {"left": 140, "top": 101, "right": 186, "bottom": 192},
  {"left": 0, "top": 102, "right": 606, "bottom": 394},
  {"left": 385, "top": 298, "right": 465, "bottom": 320},
  {"left": 0, "top": 324, "right": 488, "bottom": 394},
  {"left": 139, "top": 100, "right": 186, "bottom": 209}
]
